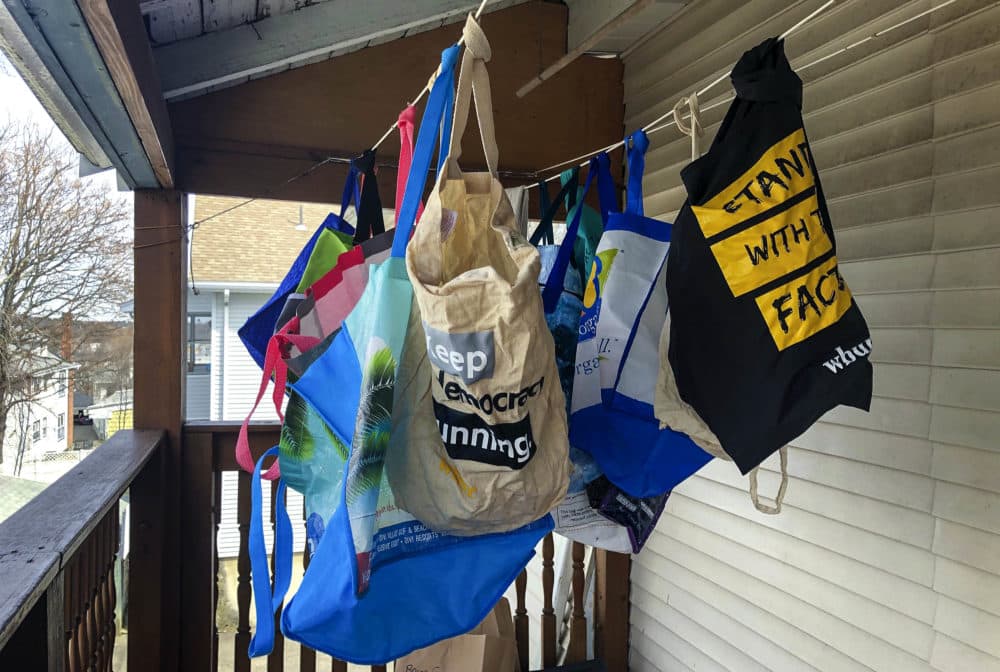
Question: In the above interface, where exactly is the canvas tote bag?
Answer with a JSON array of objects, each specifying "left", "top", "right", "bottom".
[
  {"left": 397, "top": 15, "right": 569, "bottom": 531},
  {"left": 665, "top": 38, "right": 873, "bottom": 474}
]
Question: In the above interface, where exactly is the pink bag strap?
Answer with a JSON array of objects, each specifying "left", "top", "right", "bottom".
[
  {"left": 395, "top": 105, "right": 424, "bottom": 227},
  {"left": 235, "top": 319, "right": 319, "bottom": 479}
]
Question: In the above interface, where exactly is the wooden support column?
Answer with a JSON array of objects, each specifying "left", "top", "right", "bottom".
[
  {"left": 130, "top": 190, "right": 186, "bottom": 672},
  {"left": 594, "top": 550, "right": 630, "bottom": 672}
]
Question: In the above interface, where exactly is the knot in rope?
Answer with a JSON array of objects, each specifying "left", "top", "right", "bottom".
[
  {"left": 462, "top": 13, "right": 492, "bottom": 62},
  {"left": 672, "top": 91, "right": 704, "bottom": 161}
]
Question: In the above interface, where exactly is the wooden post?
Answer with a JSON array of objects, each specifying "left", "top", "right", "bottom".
[
  {"left": 593, "top": 550, "right": 630, "bottom": 672},
  {"left": 180, "top": 429, "right": 216, "bottom": 671},
  {"left": 130, "top": 190, "right": 186, "bottom": 672}
]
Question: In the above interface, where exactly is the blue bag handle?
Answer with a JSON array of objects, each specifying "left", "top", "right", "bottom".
[
  {"left": 625, "top": 130, "right": 650, "bottom": 216},
  {"left": 248, "top": 447, "right": 294, "bottom": 658},
  {"left": 541, "top": 163, "right": 596, "bottom": 314},
  {"left": 529, "top": 167, "right": 580, "bottom": 247},
  {"left": 594, "top": 151, "right": 618, "bottom": 225},
  {"left": 391, "top": 44, "right": 461, "bottom": 259}
]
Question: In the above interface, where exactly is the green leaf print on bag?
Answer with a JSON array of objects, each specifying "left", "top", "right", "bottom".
[{"left": 347, "top": 343, "right": 397, "bottom": 506}]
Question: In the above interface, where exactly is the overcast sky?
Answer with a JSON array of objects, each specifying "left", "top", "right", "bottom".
[{"left": 0, "top": 54, "right": 125, "bottom": 197}]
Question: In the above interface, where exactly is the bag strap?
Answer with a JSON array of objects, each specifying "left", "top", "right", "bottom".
[
  {"left": 235, "top": 320, "right": 318, "bottom": 479},
  {"left": 749, "top": 445, "right": 789, "bottom": 515},
  {"left": 248, "top": 447, "right": 293, "bottom": 658},
  {"left": 333, "top": 163, "right": 360, "bottom": 237},
  {"left": 391, "top": 43, "right": 461, "bottom": 258},
  {"left": 541, "top": 165, "right": 595, "bottom": 314},
  {"left": 625, "top": 130, "right": 650, "bottom": 216},
  {"left": 446, "top": 15, "right": 498, "bottom": 176},
  {"left": 594, "top": 151, "right": 618, "bottom": 225},
  {"left": 529, "top": 167, "right": 580, "bottom": 247},
  {"left": 395, "top": 106, "right": 425, "bottom": 227},
  {"left": 351, "top": 149, "right": 386, "bottom": 244}
]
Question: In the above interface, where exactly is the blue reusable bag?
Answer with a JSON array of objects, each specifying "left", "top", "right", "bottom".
[
  {"left": 569, "top": 131, "right": 712, "bottom": 498},
  {"left": 247, "top": 42, "right": 552, "bottom": 664},
  {"left": 238, "top": 152, "right": 384, "bottom": 368}
]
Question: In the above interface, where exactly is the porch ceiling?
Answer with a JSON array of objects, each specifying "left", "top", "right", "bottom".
[{"left": 147, "top": 0, "right": 530, "bottom": 100}]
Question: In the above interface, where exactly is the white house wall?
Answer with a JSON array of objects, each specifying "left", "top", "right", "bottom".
[{"left": 623, "top": 1, "right": 1000, "bottom": 670}]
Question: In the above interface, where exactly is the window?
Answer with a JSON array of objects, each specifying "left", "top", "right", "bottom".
[
  {"left": 32, "top": 420, "right": 40, "bottom": 442},
  {"left": 187, "top": 314, "right": 212, "bottom": 375},
  {"left": 57, "top": 372, "right": 67, "bottom": 394},
  {"left": 57, "top": 414, "right": 65, "bottom": 441},
  {"left": 42, "top": 417, "right": 47, "bottom": 438}
]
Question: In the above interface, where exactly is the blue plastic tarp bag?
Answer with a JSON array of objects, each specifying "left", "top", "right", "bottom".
[
  {"left": 569, "top": 130, "right": 712, "bottom": 498},
  {"left": 237, "top": 152, "right": 383, "bottom": 368},
  {"left": 246, "top": 40, "right": 552, "bottom": 665}
]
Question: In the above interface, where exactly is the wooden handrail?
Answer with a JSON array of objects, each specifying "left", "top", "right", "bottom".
[{"left": 0, "top": 429, "right": 165, "bottom": 653}]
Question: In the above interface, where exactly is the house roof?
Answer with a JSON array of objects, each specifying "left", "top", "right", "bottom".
[
  {"left": 85, "top": 388, "right": 133, "bottom": 411},
  {"left": 73, "top": 391, "right": 94, "bottom": 409},
  {"left": 191, "top": 195, "right": 345, "bottom": 284},
  {"left": 0, "top": 476, "right": 47, "bottom": 523}
]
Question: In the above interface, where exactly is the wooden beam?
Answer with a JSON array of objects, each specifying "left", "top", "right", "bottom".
[
  {"left": 131, "top": 191, "right": 187, "bottom": 672},
  {"left": 77, "top": 0, "right": 175, "bottom": 187},
  {"left": 170, "top": 1, "right": 625, "bottom": 207},
  {"left": 153, "top": 0, "right": 527, "bottom": 100}
]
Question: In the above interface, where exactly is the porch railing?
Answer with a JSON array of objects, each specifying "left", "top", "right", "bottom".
[
  {"left": 0, "top": 429, "right": 165, "bottom": 671},
  {"left": 184, "top": 421, "right": 625, "bottom": 671}
]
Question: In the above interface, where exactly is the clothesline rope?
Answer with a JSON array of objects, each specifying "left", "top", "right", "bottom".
[{"left": 528, "top": 0, "right": 959, "bottom": 187}]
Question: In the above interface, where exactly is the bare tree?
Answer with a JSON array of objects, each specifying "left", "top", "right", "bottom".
[{"left": 0, "top": 122, "right": 131, "bottom": 464}]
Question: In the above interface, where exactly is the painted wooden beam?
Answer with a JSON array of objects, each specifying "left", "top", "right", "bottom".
[
  {"left": 169, "top": 1, "right": 625, "bottom": 208},
  {"left": 153, "top": 0, "right": 526, "bottom": 100},
  {"left": 0, "top": 0, "right": 158, "bottom": 186},
  {"left": 78, "top": 0, "right": 175, "bottom": 187}
]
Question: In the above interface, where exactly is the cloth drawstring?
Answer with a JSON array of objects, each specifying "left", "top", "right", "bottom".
[
  {"left": 672, "top": 91, "right": 704, "bottom": 162},
  {"left": 748, "top": 445, "right": 789, "bottom": 515}
]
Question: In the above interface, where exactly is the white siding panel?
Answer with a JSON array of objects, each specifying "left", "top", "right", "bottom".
[{"left": 624, "top": 2, "right": 1000, "bottom": 670}]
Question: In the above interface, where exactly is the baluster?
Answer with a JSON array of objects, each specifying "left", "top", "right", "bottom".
[
  {"left": 107, "top": 510, "right": 120, "bottom": 672},
  {"left": 66, "top": 551, "right": 81, "bottom": 672},
  {"left": 371, "top": 666, "right": 387, "bottom": 672},
  {"left": 214, "top": 469, "right": 223, "bottom": 672},
  {"left": 78, "top": 536, "right": 92, "bottom": 670},
  {"left": 269, "top": 479, "right": 285, "bottom": 672},
  {"left": 89, "top": 528, "right": 101, "bottom": 671},
  {"left": 567, "top": 542, "right": 588, "bottom": 663},
  {"left": 300, "top": 497, "right": 316, "bottom": 672},
  {"left": 94, "top": 516, "right": 108, "bottom": 672},
  {"left": 101, "top": 514, "right": 114, "bottom": 671},
  {"left": 236, "top": 471, "right": 252, "bottom": 672},
  {"left": 331, "top": 657, "right": 347, "bottom": 672},
  {"left": 542, "top": 533, "right": 556, "bottom": 668},
  {"left": 515, "top": 569, "right": 528, "bottom": 672}
]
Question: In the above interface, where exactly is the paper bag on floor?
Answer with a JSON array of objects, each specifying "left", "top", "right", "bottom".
[{"left": 396, "top": 598, "right": 520, "bottom": 672}]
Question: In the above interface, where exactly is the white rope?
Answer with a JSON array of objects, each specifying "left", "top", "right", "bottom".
[
  {"left": 371, "top": 0, "right": 493, "bottom": 151},
  {"left": 528, "top": 0, "right": 959, "bottom": 187}
]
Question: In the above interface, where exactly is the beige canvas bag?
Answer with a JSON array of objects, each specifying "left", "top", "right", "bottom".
[
  {"left": 655, "top": 312, "right": 789, "bottom": 515},
  {"left": 391, "top": 15, "right": 569, "bottom": 534}
]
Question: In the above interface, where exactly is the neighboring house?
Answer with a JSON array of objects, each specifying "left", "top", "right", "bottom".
[
  {"left": 84, "top": 389, "right": 134, "bottom": 441},
  {"left": 1, "top": 348, "right": 77, "bottom": 480}
]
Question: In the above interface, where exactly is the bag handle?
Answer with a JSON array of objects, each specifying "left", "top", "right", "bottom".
[
  {"left": 625, "top": 130, "right": 650, "bottom": 216},
  {"left": 749, "top": 445, "right": 789, "bottom": 515},
  {"left": 350, "top": 149, "right": 386, "bottom": 244},
  {"left": 594, "top": 151, "right": 618, "bottom": 225},
  {"left": 391, "top": 43, "right": 461, "bottom": 258},
  {"left": 395, "top": 106, "right": 425, "bottom": 227},
  {"left": 248, "top": 447, "right": 293, "bottom": 658},
  {"left": 235, "top": 321, "right": 319, "bottom": 479},
  {"left": 529, "top": 167, "right": 580, "bottom": 247},
  {"left": 446, "top": 15, "right": 498, "bottom": 176},
  {"left": 541, "top": 163, "right": 596, "bottom": 313}
]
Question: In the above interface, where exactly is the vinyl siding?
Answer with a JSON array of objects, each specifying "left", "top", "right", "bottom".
[{"left": 623, "top": 1, "right": 1000, "bottom": 670}]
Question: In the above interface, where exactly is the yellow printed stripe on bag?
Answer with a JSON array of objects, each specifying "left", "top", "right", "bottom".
[
  {"left": 693, "top": 129, "right": 814, "bottom": 238},
  {"left": 709, "top": 193, "right": 833, "bottom": 297},
  {"left": 755, "top": 256, "right": 853, "bottom": 351}
]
